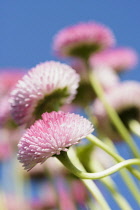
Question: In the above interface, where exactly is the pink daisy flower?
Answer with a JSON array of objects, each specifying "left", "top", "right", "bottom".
[
  {"left": 92, "top": 81, "right": 140, "bottom": 140},
  {"left": 53, "top": 22, "right": 115, "bottom": 59},
  {"left": 90, "top": 47, "right": 138, "bottom": 72},
  {"left": 10, "top": 61, "right": 80, "bottom": 126},
  {"left": 18, "top": 111, "right": 94, "bottom": 170}
]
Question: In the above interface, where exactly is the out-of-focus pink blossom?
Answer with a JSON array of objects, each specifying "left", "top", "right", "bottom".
[
  {"left": 53, "top": 22, "right": 115, "bottom": 58},
  {"left": 0, "top": 127, "right": 25, "bottom": 160},
  {"left": 30, "top": 183, "right": 57, "bottom": 210},
  {"left": 10, "top": 61, "right": 80, "bottom": 126},
  {"left": 56, "top": 178, "right": 77, "bottom": 210},
  {"left": 18, "top": 111, "right": 93, "bottom": 170},
  {"left": 93, "top": 66, "right": 120, "bottom": 91},
  {"left": 71, "top": 179, "right": 88, "bottom": 205},
  {"left": 0, "top": 70, "right": 24, "bottom": 97},
  {"left": 92, "top": 81, "right": 140, "bottom": 140},
  {"left": 0, "top": 96, "right": 11, "bottom": 126},
  {"left": 90, "top": 48, "right": 138, "bottom": 72}
]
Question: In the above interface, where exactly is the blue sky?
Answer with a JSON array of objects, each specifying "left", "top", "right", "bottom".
[{"left": 0, "top": 0, "right": 140, "bottom": 81}]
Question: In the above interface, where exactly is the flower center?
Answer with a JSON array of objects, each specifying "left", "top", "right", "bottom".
[
  {"left": 73, "top": 81, "right": 96, "bottom": 106},
  {"left": 118, "top": 107, "right": 139, "bottom": 129},
  {"left": 34, "top": 87, "right": 69, "bottom": 120},
  {"left": 68, "top": 43, "right": 101, "bottom": 59}
]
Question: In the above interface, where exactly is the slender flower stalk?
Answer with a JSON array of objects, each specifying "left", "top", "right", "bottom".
[
  {"left": 103, "top": 137, "right": 140, "bottom": 204},
  {"left": 86, "top": 134, "right": 140, "bottom": 179},
  {"left": 57, "top": 151, "right": 140, "bottom": 180},
  {"left": 129, "top": 120, "right": 140, "bottom": 137},
  {"left": 69, "top": 148, "right": 111, "bottom": 210},
  {"left": 88, "top": 70, "right": 140, "bottom": 158},
  {"left": 85, "top": 107, "right": 140, "bottom": 204},
  {"left": 90, "top": 160, "right": 133, "bottom": 210}
]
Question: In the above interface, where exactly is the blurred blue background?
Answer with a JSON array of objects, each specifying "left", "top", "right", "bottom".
[
  {"left": 0, "top": 0, "right": 140, "bottom": 82},
  {"left": 0, "top": 1, "right": 140, "bottom": 209}
]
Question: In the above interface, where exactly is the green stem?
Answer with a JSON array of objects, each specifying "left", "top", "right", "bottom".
[
  {"left": 129, "top": 120, "right": 140, "bottom": 137},
  {"left": 85, "top": 106, "right": 140, "bottom": 204},
  {"left": 12, "top": 155, "right": 25, "bottom": 198},
  {"left": 57, "top": 151, "right": 140, "bottom": 180},
  {"left": 90, "top": 160, "right": 133, "bottom": 210},
  {"left": 68, "top": 148, "right": 111, "bottom": 210},
  {"left": 103, "top": 137, "right": 140, "bottom": 205},
  {"left": 88, "top": 71, "right": 140, "bottom": 158},
  {"left": 87, "top": 134, "right": 140, "bottom": 179}
]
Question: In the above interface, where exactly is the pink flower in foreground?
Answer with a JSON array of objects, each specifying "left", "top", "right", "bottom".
[
  {"left": 90, "top": 47, "right": 138, "bottom": 72},
  {"left": 92, "top": 81, "right": 140, "bottom": 140},
  {"left": 18, "top": 111, "right": 93, "bottom": 170},
  {"left": 10, "top": 61, "right": 80, "bottom": 126},
  {"left": 53, "top": 22, "right": 115, "bottom": 59}
]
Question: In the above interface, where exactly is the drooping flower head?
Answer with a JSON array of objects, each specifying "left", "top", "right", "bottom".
[
  {"left": 92, "top": 81, "right": 140, "bottom": 140},
  {"left": 18, "top": 111, "right": 94, "bottom": 170},
  {"left": 90, "top": 47, "right": 138, "bottom": 72},
  {"left": 10, "top": 61, "right": 80, "bottom": 126},
  {"left": 53, "top": 22, "right": 115, "bottom": 59}
]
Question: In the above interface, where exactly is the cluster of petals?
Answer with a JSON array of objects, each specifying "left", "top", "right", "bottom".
[
  {"left": 92, "top": 81, "right": 140, "bottom": 140},
  {"left": 90, "top": 47, "right": 138, "bottom": 72},
  {"left": 10, "top": 61, "right": 80, "bottom": 125},
  {"left": 53, "top": 22, "right": 115, "bottom": 57},
  {"left": 17, "top": 111, "right": 94, "bottom": 171}
]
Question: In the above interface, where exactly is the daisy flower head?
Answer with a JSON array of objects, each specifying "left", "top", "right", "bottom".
[
  {"left": 17, "top": 111, "right": 94, "bottom": 171},
  {"left": 10, "top": 61, "right": 80, "bottom": 126},
  {"left": 90, "top": 47, "right": 138, "bottom": 72},
  {"left": 53, "top": 22, "right": 115, "bottom": 59},
  {"left": 92, "top": 81, "right": 140, "bottom": 140}
]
